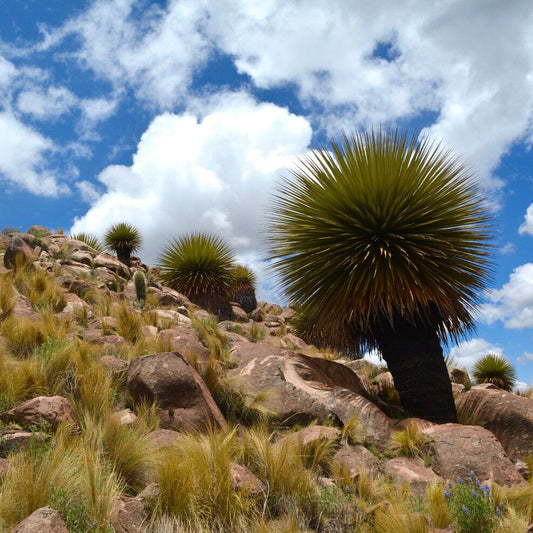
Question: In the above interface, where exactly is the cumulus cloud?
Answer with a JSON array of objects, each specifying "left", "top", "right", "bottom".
[
  {"left": 70, "top": 93, "right": 312, "bottom": 296},
  {"left": 16, "top": 86, "right": 77, "bottom": 120},
  {"left": 206, "top": 0, "right": 533, "bottom": 185},
  {"left": 518, "top": 352, "right": 533, "bottom": 364},
  {"left": 35, "top": 1, "right": 533, "bottom": 188},
  {"left": 480, "top": 263, "right": 533, "bottom": 329},
  {"left": 40, "top": 0, "right": 210, "bottom": 108},
  {"left": 519, "top": 204, "right": 533, "bottom": 236},
  {"left": 448, "top": 338, "right": 503, "bottom": 372},
  {"left": 0, "top": 112, "right": 70, "bottom": 196}
]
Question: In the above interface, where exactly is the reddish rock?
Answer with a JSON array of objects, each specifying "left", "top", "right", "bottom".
[
  {"left": 88, "top": 334, "right": 127, "bottom": 347},
  {"left": 156, "top": 324, "right": 209, "bottom": 362},
  {"left": 448, "top": 365, "right": 471, "bottom": 389},
  {"left": 110, "top": 494, "right": 149, "bottom": 533},
  {"left": 11, "top": 294, "right": 39, "bottom": 320},
  {"left": 93, "top": 253, "right": 130, "bottom": 278},
  {"left": 100, "top": 355, "right": 129, "bottom": 374},
  {"left": 332, "top": 445, "right": 379, "bottom": 478},
  {"left": 422, "top": 423, "right": 527, "bottom": 486},
  {"left": 12, "top": 506, "right": 68, "bottom": 533},
  {"left": 284, "top": 425, "right": 341, "bottom": 447},
  {"left": 231, "top": 303, "right": 249, "bottom": 323},
  {"left": 457, "top": 384, "right": 533, "bottom": 460},
  {"left": 0, "top": 430, "right": 46, "bottom": 455},
  {"left": 229, "top": 343, "right": 394, "bottom": 449},
  {"left": 144, "top": 429, "right": 182, "bottom": 450},
  {"left": 229, "top": 463, "right": 266, "bottom": 496},
  {"left": 4, "top": 235, "right": 37, "bottom": 269},
  {"left": 127, "top": 352, "right": 227, "bottom": 432},
  {"left": 147, "top": 286, "right": 191, "bottom": 307},
  {"left": 1, "top": 396, "right": 77, "bottom": 431},
  {"left": 112, "top": 409, "right": 138, "bottom": 426},
  {"left": 384, "top": 457, "right": 443, "bottom": 497}
]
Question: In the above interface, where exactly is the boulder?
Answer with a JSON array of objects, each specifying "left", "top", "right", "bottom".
[
  {"left": 231, "top": 303, "right": 249, "bottom": 323},
  {"left": 11, "top": 294, "right": 40, "bottom": 320},
  {"left": 112, "top": 408, "right": 138, "bottom": 426},
  {"left": 144, "top": 429, "right": 182, "bottom": 450},
  {"left": 229, "top": 463, "right": 266, "bottom": 496},
  {"left": 4, "top": 235, "right": 37, "bottom": 269},
  {"left": 156, "top": 324, "right": 210, "bottom": 362},
  {"left": 0, "top": 430, "right": 48, "bottom": 456},
  {"left": 456, "top": 384, "right": 533, "bottom": 460},
  {"left": 12, "top": 506, "right": 69, "bottom": 533},
  {"left": 229, "top": 343, "right": 394, "bottom": 449},
  {"left": 384, "top": 457, "right": 443, "bottom": 497},
  {"left": 127, "top": 352, "right": 227, "bottom": 432},
  {"left": 283, "top": 425, "right": 341, "bottom": 447},
  {"left": 147, "top": 286, "right": 191, "bottom": 307},
  {"left": 100, "top": 355, "right": 129, "bottom": 374},
  {"left": 422, "top": 423, "right": 527, "bottom": 486},
  {"left": 448, "top": 365, "right": 471, "bottom": 389},
  {"left": 93, "top": 253, "right": 130, "bottom": 278},
  {"left": 27, "top": 225, "right": 51, "bottom": 236},
  {"left": 1, "top": 396, "right": 77, "bottom": 431},
  {"left": 332, "top": 444, "right": 379, "bottom": 478},
  {"left": 110, "top": 494, "right": 149, "bottom": 533}
]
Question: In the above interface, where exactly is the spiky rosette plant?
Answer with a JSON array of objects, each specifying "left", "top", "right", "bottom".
[
  {"left": 70, "top": 232, "right": 104, "bottom": 253},
  {"left": 231, "top": 264, "right": 257, "bottom": 313},
  {"left": 472, "top": 353, "right": 516, "bottom": 391},
  {"left": 104, "top": 222, "right": 142, "bottom": 267},
  {"left": 157, "top": 232, "right": 236, "bottom": 320},
  {"left": 267, "top": 129, "right": 492, "bottom": 423}
]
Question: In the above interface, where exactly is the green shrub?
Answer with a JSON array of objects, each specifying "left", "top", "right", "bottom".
[
  {"left": 104, "top": 222, "right": 142, "bottom": 266},
  {"left": 231, "top": 264, "right": 257, "bottom": 313},
  {"left": 157, "top": 232, "right": 236, "bottom": 319},
  {"left": 472, "top": 353, "right": 516, "bottom": 391}
]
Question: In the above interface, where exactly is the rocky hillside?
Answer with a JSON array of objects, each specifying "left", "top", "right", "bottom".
[{"left": 1, "top": 226, "right": 533, "bottom": 532}]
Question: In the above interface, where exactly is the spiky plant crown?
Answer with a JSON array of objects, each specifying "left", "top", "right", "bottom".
[
  {"left": 232, "top": 264, "right": 257, "bottom": 291},
  {"left": 267, "top": 129, "right": 492, "bottom": 350},
  {"left": 70, "top": 232, "right": 104, "bottom": 253},
  {"left": 472, "top": 353, "right": 517, "bottom": 391},
  {"left": 157, "top": 232, "right": 236, "bottom": 304},
  {"left": 103, "top": 223, "right": 142, "bottom": 255}
]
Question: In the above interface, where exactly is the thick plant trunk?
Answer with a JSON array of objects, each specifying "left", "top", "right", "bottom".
[{"left": 374, "top": 314, "right": 457, "bottom": 424}]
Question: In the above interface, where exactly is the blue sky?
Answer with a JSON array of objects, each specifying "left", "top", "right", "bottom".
[{"left": 1, "top": 0, "right": 533, "bottom": 386}]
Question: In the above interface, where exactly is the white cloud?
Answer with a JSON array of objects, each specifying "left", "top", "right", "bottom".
[
  {"left": 448, "top": 338, "right": 503, "bottom": 372},
  {"left": 0, "top": 112, "right": 70, "bottom": 196},
  {"left": 75, "top": 180, "right": 101, "bottom": 204},
  {"left": 518, "top": 352, "right": 533, "bottom": 364},
  {"left": 80, "top": 96, "right": 119, "bottom": 123},
  {"left": 70, "top": 92, "right": 312, "bottom": 274},
  {"left": 499, "top": 242, "right": 516, "bottom": 255},
  {"left": 519, "top": 204, "right": 533, "bottom": 236},
  {"left": 17, "top": 86, "right": 77, "bottom": 120},
  {"left": 41, "top": 0, "right": 210, "bottom": 108},
  {"left": 480, "top": 263, "right": 533, "bottom": 329},
  {"left": 207, "top": 0, "right": 533, "bottom": 185}
]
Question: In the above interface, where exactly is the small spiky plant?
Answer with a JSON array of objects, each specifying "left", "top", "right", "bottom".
[
  {"left": 157, "top": 232, "right": 236, "bottom": 320},
  {"left": 231, "top": 264, "right": 257, "bottom": 313},
  {"left": 472, "top": 353, "right": 517, "bottom": 391},
  {"left": 103, "top": 222, "right": 142, "bottom": 266},
  {"left": 70, "top": 232, "right": 104, "bottom": 253}
]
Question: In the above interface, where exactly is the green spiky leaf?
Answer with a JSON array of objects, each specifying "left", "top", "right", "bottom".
[{"left": 267, "top": 129, "right": 492, "bottom": 351}]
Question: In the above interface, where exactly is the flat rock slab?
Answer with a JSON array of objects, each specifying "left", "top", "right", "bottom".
[
  {"left": 457, "top": 384, "right": 533, "bottom": 460},
  {"left": 422, "top": 423, "right": 527, "bottom": 487},
  {"left": 229, "top": 343, "right": 394, "bottom": 449}
]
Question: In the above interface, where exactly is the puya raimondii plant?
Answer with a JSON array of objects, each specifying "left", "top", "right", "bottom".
[{"left": 445, "top": 472, "right": 503, "bottom": 533}]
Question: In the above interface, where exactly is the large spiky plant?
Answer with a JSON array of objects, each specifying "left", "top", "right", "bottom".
[
  {"left": 267, "top": 129, "right": 492, "bottom": 423},
  {"left": 472, "top": 353, "right": 516, "bottom": 391},
  {"left": 231, "top": 264, "right": 257, "bottom": 313},
  {"left": 157, "top": 232, "right": 236, "bottom": 319},
  {"left": 103, "top": 223, "right": 142, "bottom": 267}
]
